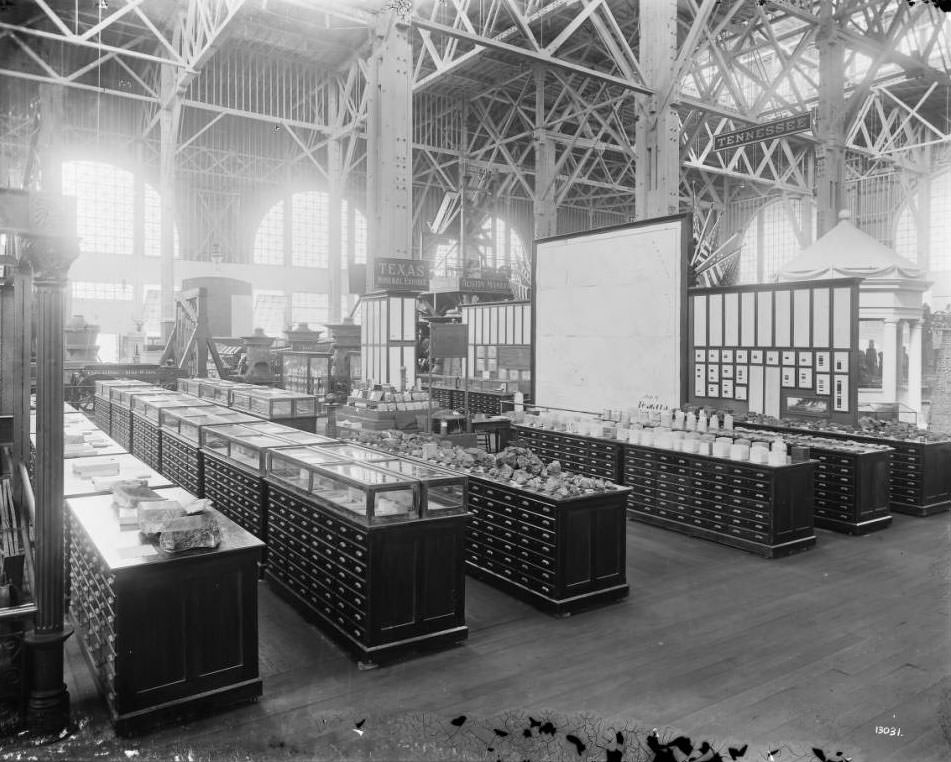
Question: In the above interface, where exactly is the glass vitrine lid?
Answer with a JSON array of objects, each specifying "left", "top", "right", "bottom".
[
  {"left": 315, "top": 461, "right": 410, "bottom": 485},
  {"left": 316, "top": 443, "right": 389, "bottom": 462},
  {"left": 269, "top": 446, "right": 352, "bottom": 467},
  {"left": 276, "top": 431, "right": 336, "bottom": 445},
  {"left": 374, "top": 459, "right": 454, "bottom": 480}
]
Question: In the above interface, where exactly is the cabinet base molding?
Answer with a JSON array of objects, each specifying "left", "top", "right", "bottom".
[
  {"left": 815, "top": 513, "right": 892, "bottom": 535},
  {"left": 890, "top": 499, "right": 950, "bottom": 517}
]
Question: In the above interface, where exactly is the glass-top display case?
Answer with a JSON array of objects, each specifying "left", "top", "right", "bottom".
[
  {"left": 266, "top": 446, "right": 360, "bottom": 490},
  {"left": 109, "top": 385, "right": 166, "bottom": 406},
  {"left": 134, "top": 395, "right": 209, "bottom": 422},
  {"left": 270, "top": 430, "right": 337, "bottom": 446},
  {"left": 231, "top": 387, "right": 317, "bottom": 418},
  {"left": 312, "top": 442, "right": 392, "bottom": 464},
  {"left": 279, "top": 460, "right": 422, "bottom": 524},
  {"left": 200, "top": 424, "right": 293, "bottom": 472},
  {"left": 95, "top": 379, "right": 151, "bottom": 398},
  {"left": 372, "top": 458, "right": 467, "bottom": 515},
  {"left": 168, "top": 409, "right": 260, "bottom": 443},
  {"left": 176, "top": 377, "right": 202, "bottom": 395}
]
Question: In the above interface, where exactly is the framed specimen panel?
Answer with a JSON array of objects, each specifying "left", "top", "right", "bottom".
[{"left": 687, "top": 279, "right": 860, "bottom": 424}]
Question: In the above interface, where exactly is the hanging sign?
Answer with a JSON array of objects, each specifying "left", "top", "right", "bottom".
[
  {"left": 460, "top": 276, "right": 511, "bottom": 293},
  {"left": 373, "top": 258, "right": 429, "bottom": 292},
  {"left": 714, "top": 110, "right": 814, "bottom": 151}
]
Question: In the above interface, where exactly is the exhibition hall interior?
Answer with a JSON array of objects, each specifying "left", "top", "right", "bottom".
[{"left": 0, "top": 0, "right": 949, "bottom": 760}]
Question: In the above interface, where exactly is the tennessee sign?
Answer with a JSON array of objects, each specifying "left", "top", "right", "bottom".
[
  {"left": 714, "top": 111, "right": 814, "bottom": 151},
  {"left": 373, "top": 258, "right": 429, "bottom": 292}
]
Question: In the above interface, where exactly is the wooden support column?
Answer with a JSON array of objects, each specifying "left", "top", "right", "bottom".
[
  {"left": 0, "top": 259, "right": 32, "bottom": 465},
  {"left": 17, "top": 225, "right": 78, "bottom": 735},
  {"left": 815, "top": 4, "right": 846, "bottom": 237},
  {"left": 533, "top": 66, "right": 557, "bottom": 239},
  {"left": 159, "top": 54, "right": 182, "bottom": 342},
  {"left": 365, "top": 4, "right": 413, "bottom": 291},
  {"left": 635, "top": 0, "right": 679, "bottom": 220}
]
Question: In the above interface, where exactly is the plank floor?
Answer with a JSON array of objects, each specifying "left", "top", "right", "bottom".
[{"left": 3, "top": 510, "right": 948, "bottom": 762}]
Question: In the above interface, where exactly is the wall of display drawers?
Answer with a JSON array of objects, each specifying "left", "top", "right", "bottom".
[
  {"left": 739, "top": 421, "right": 951, "bottom": 516},
  {"left": 93, "top": 396, "right": 111, "bottom": 433},
  {"left": 264, "top": 483, "right": 468, "bottom": 665},
  {"left": 464, "top": 475, "right": 629, "bottom": 614},
  {"left": 510, "top": 425, "right": 621, "bottom": 482},
  {"left": 202, "top": 451, "right": 268, "bottom": 570},
  {"left": 159, "top": 431, "right": 204, "bottom": 497},
  {"left": 429, "top": 387, "right": 516, "bottom": 417},
  {"left": 110, "top": 406, "right": 133, "bottom": 451},
  {"left": 130, "top": 414, "right": 162, "bottom": 472},
  {"left": 624, "top": 444, "right": 816, "bottom": 557},
  {"left": 67, "top": 496, "right": 263, "bottom": 735}
]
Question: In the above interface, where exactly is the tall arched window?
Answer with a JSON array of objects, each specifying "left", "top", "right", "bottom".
[
  {"left": 477, "top": 215, "right": 526, "bottom": 270},
  {"left": 894, "top": 170, "right": 951, "bottom": 305},
  {"left": 737, "top": 198, "right": 815, "bottom": 283},
  {"left": 62, "top": 160, "right": 134, "bottom": 255},
  {"left": 62, "top": 160, "right": 179, "bottom": 257},
  {"left": 252, "top": 191, "right": 367, "bottom": 271}
]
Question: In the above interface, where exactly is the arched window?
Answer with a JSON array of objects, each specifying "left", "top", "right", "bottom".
[
  {"left": 61, "top": 160, "right": 179, "bottom": 257},
  {"left": 62, "top": 160, "right": 134, "bottom": 255},
  {"left": 252, "top": 191, "right": 367, "bottom": 272},
  {"left": 737, "top": 198, "right": 815, "bottom": 283},
  {"left": 477, "top": 216, "right": 526, "bottom": 270}
]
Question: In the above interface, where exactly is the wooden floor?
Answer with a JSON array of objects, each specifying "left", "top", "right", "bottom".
[{"left": 5, "top": 511, "right": 950, "bottom": 761}]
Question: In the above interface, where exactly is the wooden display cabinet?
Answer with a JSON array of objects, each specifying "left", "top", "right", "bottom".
[
  {"left": 67, "top": 486, "right": 263, "bottom": 736},
  {"left": 130, "top": 395, "right": 209, "bottom": 472},
  {"left": 464, "top": 475, "right": 630, "bottom": 615},
  {"left": 93, "top": 380, "right": 151, "bottom": 434},
  {"left": 511, "top": 424, "right": 623, "bottom": 482},
  {"left": 623, "top": 443, "right": 816, "bottom": 558},
  {"left": 731, "top": 426, "right": 892, "bottom": 534},
  {"left": 231, "top": 387, "right": 319, "bottom": 432},
  {"left": 264, "top": 457, "right": 468, "bottom": 666},
  {"left": 738, "top": 420, "right": 951, "bottom": 517},
  {"left": 158, "top": 407, "right": 257, "bottom": 497},
  {"left": 108, "top": 386, "right": 168, "bottom": 451}
]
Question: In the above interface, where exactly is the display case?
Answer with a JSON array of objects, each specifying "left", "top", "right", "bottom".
[
  {"left": 67, "top": 486, "right": 263, "bottom": 735},
  {"left": 511, "top": 424, "right": 623, "bottom": 483},
  {"left": 158, "top": 409, "right": 257, "bottom": 497},
  {"left": 264, "top": 467, "right": 468, "bottom": 665},
  {"left": 281, "top": 351, "right": 332, "bottom": 397},
  {"left": 130, "top": 396, "right": 210, "bottom": 471},
  {"left": 426, "top": 377, "right": 519, "bottom": 417},
  {"left": 231, "top": 387, "right": 318, "bottom": 431},
  {"left": 175, "top": 377, "right": 203, "bottom": 395},
  {"left": 463, "top": 474, "right": 630, "bottom": 615},
  {"left": 312, "top": 441, "right": 394, "bottom": 464},
  {"left": 93, "top": 380, "right": 151, "bottom": 433},
  {"left": 623, "top": 443, "right": 816, "bottom": 558},
  {"left": 729, "top": 427, "right": 892, "bottom": 534},
  {"left": 371, "top": 459, "right": 467, "bottom": 515},
  {"left": 737, "top": 420, "right": 951, "bottom": 517},
  {"left": 108, "top": 386, "right": 169, "bottom": 451}
]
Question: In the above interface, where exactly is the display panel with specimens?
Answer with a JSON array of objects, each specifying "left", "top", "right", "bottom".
[
  {"left": 266, "top": 446, "right": 365, "bottom": 491},
  {"left": 200, "top": 425, "right": 292, "bottom": 472},
  {"left": 231, "top": 387, "right": 317, "bottom": 418},
  {"left": 135, "top": 395, "right": 212, "bottom": 422},
  {"left": 164, "top": 409, "right": 259, "bottom": 442},
  {"left": 311, "top": 442, "right": 393, "bottom": 463}
]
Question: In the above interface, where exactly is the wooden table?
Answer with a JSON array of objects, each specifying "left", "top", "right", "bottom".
[{"left": 67, "top": 486, "right": 264, "bottom": 735}]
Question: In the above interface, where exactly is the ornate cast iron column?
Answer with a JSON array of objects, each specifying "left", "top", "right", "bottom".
[{"left": 17, "top": 230, "right": 78, "bottom": 734}]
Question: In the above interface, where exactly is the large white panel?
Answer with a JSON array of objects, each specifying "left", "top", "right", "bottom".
[
  {"left": 474, "top": 308, "right": 483, "bottom": 343},
  {"left": 774, "top": 290, "right": 791, "bottom": 346},
  {"left": 504, "top": 306, "right": 514, "bottom": 343},
  {"left": 793, "top": 289, "right": 811, "bottom": 347},
  {"left": 490, "top": 307, "right": 499, "bottom": 344},
  {"left": 708, "top": 294, "right": 723, "bottom": 346},
  {"left": 741, "top": 292, "right": 756, "bottom": 347},
  {"left": 514, "top": 305, "right": 524, "bottom": 344},
  {"left": 693, "top": 295, "right": 707, "bottom": 347},
  {"left": 388, "top": 346, "right": 402, "bottom": 386},
  {"left": 833, "top": 287, "right": 852, "bottom": 347},
  {"left": 757, "top": 291, "right": 773, "bottom": 346},
  {"left": 724, "top": 292, "right": 740, "bottom": 347},
  {"left": 534, "top": 219, "right": 684, "bottom": 410},
  {"left": 812, "top": 288, "right": 830, "bottom": 347}
]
